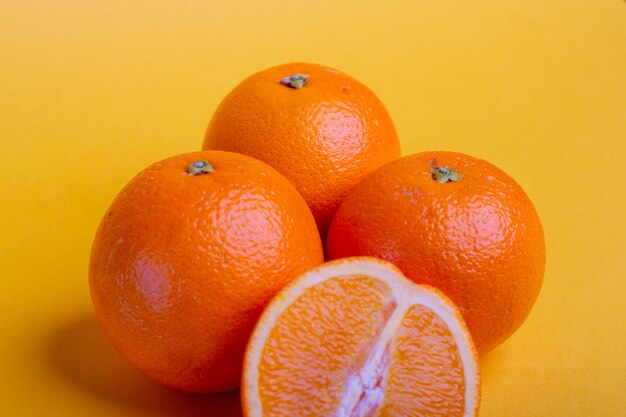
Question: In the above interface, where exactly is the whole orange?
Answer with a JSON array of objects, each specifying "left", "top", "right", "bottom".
[
  {"left": 203, "top": 62, "right": 401, "bottom": 239},
  {"left": 326, "top": 151, "right": 545, "bottom": 354},
  {"left": 89, "top": 150, "right": 324, "bottom": 393}
]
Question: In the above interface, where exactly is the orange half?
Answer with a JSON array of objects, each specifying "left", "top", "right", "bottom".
[{"left": 242, "top": 257, "right": 480, "bottom": 417}]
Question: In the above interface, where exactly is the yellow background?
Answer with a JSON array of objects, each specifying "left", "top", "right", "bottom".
[{"left": 1, "top": 1, "right": 625, "bottom": 415}]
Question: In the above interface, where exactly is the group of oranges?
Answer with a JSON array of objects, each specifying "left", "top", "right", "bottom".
[{"left": 89, "top": 63, "right": 545, "bottom": 416}]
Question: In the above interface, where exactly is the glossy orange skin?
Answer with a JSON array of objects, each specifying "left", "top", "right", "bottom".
[
  {"left": 89, "top": 150, "right": 324, "bottom": 393},
  {"left": 203, "top": 62, "right": 401, "bottom": 239},
  {"left": 326, "top": 151, "right": 545, "bottom": 354}
]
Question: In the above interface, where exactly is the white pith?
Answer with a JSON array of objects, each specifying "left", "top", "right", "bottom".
[
  {"left": 243, "top": 258, "right": 480, "bottom": 417},
  {"left": 335, "top": 313, "right": 392, "bottom": 417}
]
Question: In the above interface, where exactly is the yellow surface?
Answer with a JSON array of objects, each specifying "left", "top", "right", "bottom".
[{"left": 1, "top": 1, "right": 625, "bottom": 415}]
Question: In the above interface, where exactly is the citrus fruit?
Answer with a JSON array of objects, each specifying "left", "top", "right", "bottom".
[
  {"left": 89, "top": 150, "right": 324, "bottom": 393},
  {"left": 326, "top": 151, "right": 545, "bottom": 354},
  {"left": 243, "top": 257, "right": 480, "bottom": 417},
  {"left": 203, "top": 62, "right": 401, "bottom": 239}
]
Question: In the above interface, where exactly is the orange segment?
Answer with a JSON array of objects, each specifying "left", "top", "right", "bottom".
[
  {"left": 380, "top": 305, "right": 465, "bottom": 417},
  {"left": 243, "top": 257, "right": 480, "bottom": 417},
  {"left": 257, "top": 276, "right": 393, "bottom": 416}
]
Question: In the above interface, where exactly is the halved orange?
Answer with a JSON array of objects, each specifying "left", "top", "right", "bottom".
[{"left": 242, "top": 257, "right": 480, "bottom": 417}]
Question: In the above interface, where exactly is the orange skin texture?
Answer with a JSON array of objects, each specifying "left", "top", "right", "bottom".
[
  {"left": 326, "top": 151, "right": 545, "bottom": 354},
  {"left": 89, "top": 150, "right": 324, "bottom": 393},
  {"left": 203, "top": 62, "right": 401, "bottom": 239}
]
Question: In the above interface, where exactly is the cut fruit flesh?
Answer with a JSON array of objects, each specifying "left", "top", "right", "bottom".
[{"left": 242, "top": 257, "right": 480, "bottom": 417}]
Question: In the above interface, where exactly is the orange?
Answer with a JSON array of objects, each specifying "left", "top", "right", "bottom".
[
  {"left": 326, "top": 151, "right": 545, "bottom": 354},
  {"left": 88, "top": 150, "right": 324, "bottom": 393},
  {"left": 203, "top": 62, "right": 401, "bottom": 239},
  {"left": 243, "top": 257, "right": 480, "bottom": 417}
]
